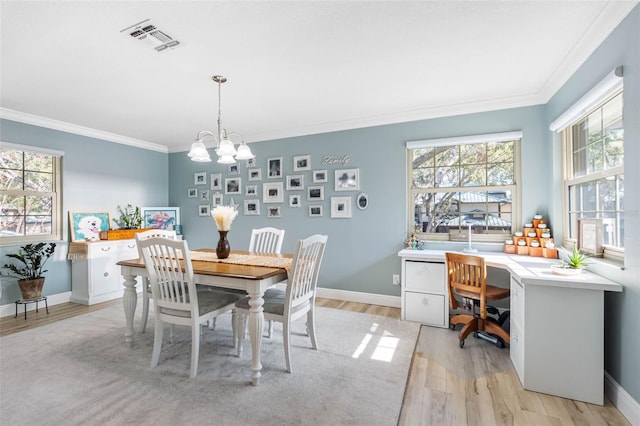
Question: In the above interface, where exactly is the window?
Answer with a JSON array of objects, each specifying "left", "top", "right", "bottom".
[
  {"left": 0, "top": 143, "right": 62, "bottom": 244},
  {"left": 563, "top": 91, "right": 624, "bottom": 253},
  {"left": 407, "top": 132, "right": 520, "bottom": 242}
]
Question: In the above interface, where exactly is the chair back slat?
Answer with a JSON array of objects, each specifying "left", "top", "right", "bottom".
[
  {"left": 138, "top": 237, "right": 197, "bottom": 316},
  {"left": 445, "top": 252, "right": 487, "bottom": 310},
  {"left": 249, "top": 227, "right": 285, "bottom": 254},
  {"left": 286, "top": 234, "right": 327, "bottom": 311}
]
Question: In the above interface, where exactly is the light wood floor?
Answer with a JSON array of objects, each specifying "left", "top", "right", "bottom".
[{"left": 0, "top": 298, "right": 630, "bottom": 425}]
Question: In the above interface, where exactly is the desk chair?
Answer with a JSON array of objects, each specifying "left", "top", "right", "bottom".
[
  {"left": 138, "top": 237, "right": 242, "bottom": 378},
  {"left": 135, "top": 229, "right": 178, "bottom": 333},
  {"left": 445, "top": 252, "right": 510, "bottom": 348},
  {"left": 235, "top": 234, "right": 327, "bottom": 373}
]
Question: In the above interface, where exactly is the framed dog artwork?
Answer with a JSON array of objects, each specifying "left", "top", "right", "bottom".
[{"left": 69, "top": 212, "right": 111, "bottom": 241}]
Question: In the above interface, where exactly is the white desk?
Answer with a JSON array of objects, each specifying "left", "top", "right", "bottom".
[{"left": 398, "top": 249, "right": 623, "bottom": 405}]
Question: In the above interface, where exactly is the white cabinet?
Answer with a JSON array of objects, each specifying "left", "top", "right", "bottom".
[
  {"left": 71, "top": 240, "right": 140, "bottom": 305},
  {"left": 401, "top": 259, "right": 447, "bottom": 327}
]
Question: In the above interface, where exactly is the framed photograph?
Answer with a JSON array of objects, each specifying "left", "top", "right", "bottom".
[
  {"left": 578, "top": 218, "right": 604, "bottom": 256},
  {"left": 212, "top": 192, "right": 223, "bottom": 207},
  {"left": 289, "top": 194, "right": 301, "bottom": 208},
  {"left": 244, "top": 199, "right": 260, "bottom": 215},
  {"left": 246, "top": 157, "right": 256, "bottom": 168},
  {"left": 286, "top": 175, "right": 304, "bottom": 190},
  {"left": 356, "top": 192, "right": 369, "bottom": 210},
  {"left": 140, "top": 207, "right": 180, "bottom": 230},
  {"left": 267, "top": 206, "right": 281, "bottom": 218},
  {"left": 308, "top": 205, "right": 323, "bottom": 218},
  {"left": 199, "top": 189, "right": 210, "bottom": 202},
  {"left": 228, "top": 163, "right": 240, "bottom": 175},
  {"left": 307, "top": 185, "right": 324, "bottom": 201},
  {"left": 198, "top": 205, "right": 210, "bottom": 216},
  {"left": 313, "top": 170, "right": 328, "bottom": 183},
  {"left": 267, "top": 157, "right": 282, "bottom": 179},
  {"left": 210, "top": 173, "right": 222, "bottom": 190},
  {"left": 248, "top": 168, "right": 262, "bottom": 181},
  {"left": 263, "top": 181, "right": 284, "bottom": 203},
  {"left": 69, "top": 212, "right": 110, "bottom": 241},
  {"left": 194, "top": 172, "right": 207, "bottom": 185},
  {"left": 293, "top": 155, "right": 311, "bottom": 172},
  {"left": 331, "top": 196, "right": 352, "bottom": 218},
  {"left": 335, "top": 168, "right": 360, "bottom": 191},
  {"left": 187, "top": 188, "right": 198, "bottom": 198},
  {"left": 246, "top": 184, "right": 258, "bottom": 197},
  {"left": 225, "top": 177, "right": 242, "bottom": 195}
]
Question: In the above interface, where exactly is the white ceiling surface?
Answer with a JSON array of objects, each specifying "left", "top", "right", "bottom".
[{"left": 1, "top": 1, "right": 637, "bottom": 153}]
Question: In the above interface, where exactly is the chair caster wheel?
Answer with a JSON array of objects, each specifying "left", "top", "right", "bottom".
[
  {"left": 496, "top": 339, "right": 505, "bottom": 349},
  {"left": 449, "top": 323, "right": 456, "bottom": 330},
  {"left": 459, "top": 339, "right": 465, "bottom": 348},
  {"left": 473, "top": 331, "right": 479, "bottom": 338}
]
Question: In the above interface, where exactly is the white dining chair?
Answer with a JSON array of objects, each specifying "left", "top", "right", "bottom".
[
  {"left": 249, "top": 227, "right": 285, "bottom": 253},
  {"left": 138, "top": 237, "right": 243, "bottom": 378},
  {"left": 235, "top": 234, "right": 328, "bottom": 373},
  {"left": 135, "top": 229, "right": 178, "bottom": 333}
]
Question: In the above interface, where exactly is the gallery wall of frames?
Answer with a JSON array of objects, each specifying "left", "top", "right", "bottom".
[{"left": 187, "top": 155, "right": 368, "bottom": 220}]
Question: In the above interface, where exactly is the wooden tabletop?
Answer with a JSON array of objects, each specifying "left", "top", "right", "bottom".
[{"left": 117, "top": 249, "right": 292, "bottom": 280}]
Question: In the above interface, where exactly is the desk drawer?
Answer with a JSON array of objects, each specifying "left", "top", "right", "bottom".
[
  {"left": 404, "top": 292, "right": 445, "bottom": 327},
  {"left": 510, "top": 320, "right": 525, "bottom": 382},
  {"left": 405, "top": 261, "right": 445, "bottom": 293},
  {"left": 510, "top": 277, "right": 524, "bottom": 328}
]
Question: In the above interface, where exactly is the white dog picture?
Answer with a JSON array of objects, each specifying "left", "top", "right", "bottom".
[{"left": 70, "top": 212, "right": 110, "bottom": 241}]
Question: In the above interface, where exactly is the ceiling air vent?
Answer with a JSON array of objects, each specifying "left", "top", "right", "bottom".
[{"left": 121, "top": 19, "right": 180, "bottom": 52}]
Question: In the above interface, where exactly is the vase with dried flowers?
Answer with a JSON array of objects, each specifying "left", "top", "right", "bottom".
[{"left": 211, "top": 205, "right": 238, "bottom": 259}]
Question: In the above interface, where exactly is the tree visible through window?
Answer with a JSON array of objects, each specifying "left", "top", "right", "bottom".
[
  {"left": 408, "top": 134, "right": 519, "bottom": 242},
  {"left": 0, "top": 145, "right": 61, "bottom": 243}
]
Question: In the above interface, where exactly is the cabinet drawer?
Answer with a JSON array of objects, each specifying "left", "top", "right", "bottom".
[
  {"left": 404, "top": 292, "right": 445, "bottom": 327},
  {"left": 405, "top": 261, "right": 445, "bottom": 293},
  {"left": 510, "top": 320, "right": 525, "bottom": 383}
]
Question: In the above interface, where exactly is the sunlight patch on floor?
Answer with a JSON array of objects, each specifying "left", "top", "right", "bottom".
[{"left": 351, "top": 323, "right": 399, "bottom": 362}]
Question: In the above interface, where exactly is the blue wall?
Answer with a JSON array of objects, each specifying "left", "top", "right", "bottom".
[{"left": 0, "top": 120, "right": 169, "bottom": 303}]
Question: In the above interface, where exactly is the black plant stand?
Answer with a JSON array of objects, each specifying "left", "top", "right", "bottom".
[{"left": 14, "top": 296, "right": 49, "bottom": 320}]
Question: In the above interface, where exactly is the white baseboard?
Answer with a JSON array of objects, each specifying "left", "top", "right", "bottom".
[
  {"left": 0, "top": 291, "right": 72, "bottom": 318},
  {"left": 316, "top": 287, "right": 401, "bottom": 308},
  {"left": 605, "top": 371, "right": 640, "bottom": 425}
]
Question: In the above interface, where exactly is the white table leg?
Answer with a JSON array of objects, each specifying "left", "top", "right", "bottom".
[
  {"left": 247, "top": 288, "right": 265, "bottom": 386},
  {"left": 122, "top": 273, "right": 138, "bottom": 344}
]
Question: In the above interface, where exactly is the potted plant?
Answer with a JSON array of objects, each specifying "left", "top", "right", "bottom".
[
  {"left": 114, "top": 204, "right": 142, "bottom": 229},
  {"left": 551, "top": 243, "right": 590, "bottom": 276},
  {"left": 2, "top": 242, "right": 56, "bottom": 299}
]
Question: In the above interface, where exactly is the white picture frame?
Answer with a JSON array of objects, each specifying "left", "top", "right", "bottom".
[
  {"left": 307, "top": 185, "right": 324, "bottom": 201},
  {"left": 210, "top": 173, "right": 222, "bottom": 190},
  {"left": 356, "top": 192, "right": 369, "bottom": 210},
  {"left": 212, "top": 192, "right": 223, "bottom": 207},
  {"left": 309, "top": 205, "right": 323, "bottom": 217},
  {"left": 225, "top": 177, "right": 242, "bottom": 195},
  {"left": 244, "top": 199, "right": 260, "bottom": 215},
  {"left": 312, "top": 170, "right": 328, "bottom": 183},
  {"left": 293, "top": 155, "right": 311, "bottom": 171},
  {"left": 248, "top": 168, "right": 262, "bottom": 181},
  {"left": 187, "top": 188, "right": 197, "bottom": 198},
  {"left": 289, "top": 194, "right": 301, "bottom": 208},
  {"left": 228, "top": 163, "right": 240, "bottom": 175},
  {"left": 267, "top": 157, "right": 283, "bottom": 179},
  {"left": 199, "top": 189, "right": 210, "bottom": 202},
  {"left": 263, "top": 181, "right": 284, "bottom": 203},
  {"left": 335, "top": 168, "right": 360, "bottom": 191},
  {"left": 331, "top": 196, "right": 352, "bottom": 218},
  {"left": 246, "top": 184, "right": 258, "bottom": 197},
  {"left": 194, "top": 172, "right": 207, "bottom": 185},
  {"left": 286, "top": 175, "right": 304, "bottom": 190},
  {"left": 198, "top": 204, "right": 210, "bottom": 216},
  {"left": 246, "top": 157, "right": 256, "bottom": 168},
  {"left": 267, "top": 206, "right": 281, "bottom": 218}
]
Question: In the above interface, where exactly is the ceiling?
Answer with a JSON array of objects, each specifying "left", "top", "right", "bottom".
[{"left": 1, "top": 1, "right": 637, "bottom": 153}]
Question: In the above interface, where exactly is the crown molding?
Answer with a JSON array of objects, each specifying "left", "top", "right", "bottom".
[{"left": 0, "top": 108, "right": 168, "bottom": 153}]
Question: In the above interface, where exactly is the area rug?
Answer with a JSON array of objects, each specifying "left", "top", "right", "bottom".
[{"left": 0, "top": 303, "right": 419, "bottom": 426}]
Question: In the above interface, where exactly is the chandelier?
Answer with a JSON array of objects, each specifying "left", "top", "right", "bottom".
[{"left": 188, "top": 75, "right": 254, "bottom": 163}]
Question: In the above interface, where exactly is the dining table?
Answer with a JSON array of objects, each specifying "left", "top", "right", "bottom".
[{"left": 117, "top": 249, "right": 292, "bottom": 385}]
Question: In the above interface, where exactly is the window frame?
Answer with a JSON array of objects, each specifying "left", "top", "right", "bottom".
[
  {"left": 0, "top": 142, "right": 63, "bottom": 245},
  {"left": 406, "top": 132, "right": 522, "bottom": 243},
  {"left": 560, "top": 90, "right": 624, "bottom": 258}
]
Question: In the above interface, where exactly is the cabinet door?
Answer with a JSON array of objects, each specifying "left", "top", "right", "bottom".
[
  {"left": 404, "top": 292, "right": 445, "bottom": 326},
  {"left": 88, "top": 244, "right": 120, "bottom": 297},
  {"left": 405, "top": 261, "right": 445, "bottom": 293}
]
